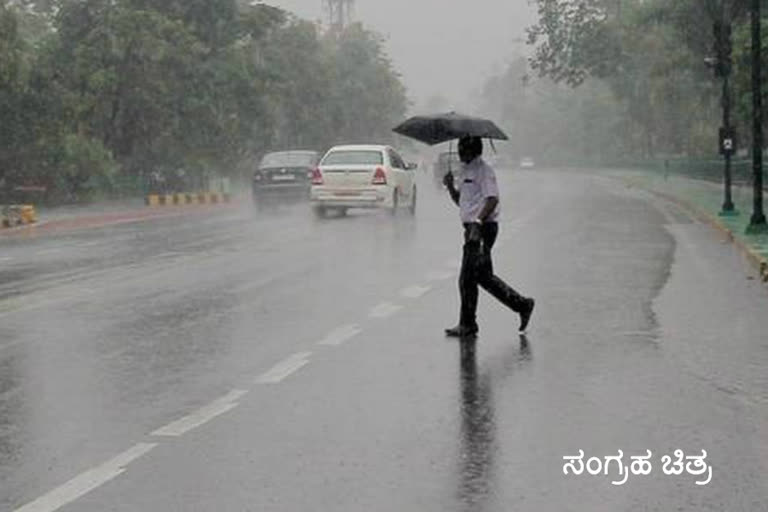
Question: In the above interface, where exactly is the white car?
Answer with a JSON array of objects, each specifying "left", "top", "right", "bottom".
[
  {"left": 310, "top": 144, "right": 417, "bottom": 217},
  {"left": 519, "top": 157, "right": 535, "bottom": 169}
]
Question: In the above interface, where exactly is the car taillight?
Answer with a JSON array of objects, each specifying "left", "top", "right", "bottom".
[
  {"left": 254, "top": 172, "right": 263, "bottom": 182},
  {"left": 311, "top": 167, "right": 324, "bottom": 185},
  {"left": 372, "top": 167, "right": 387, "bottom": 185}
]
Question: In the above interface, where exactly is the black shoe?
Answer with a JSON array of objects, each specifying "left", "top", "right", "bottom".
[
  {"left": 519, "top": 298, "right": 535, "bottom": 332},
  {"left": 445, "top": 324, "right": 479, "bottom": 338}
]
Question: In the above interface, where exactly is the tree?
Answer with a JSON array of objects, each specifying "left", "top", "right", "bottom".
[{"left": 0, "top": 0, "right": 409, "bottom": 203}]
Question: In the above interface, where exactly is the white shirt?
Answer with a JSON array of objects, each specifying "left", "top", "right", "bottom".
[{"left": 459, "top": 156, "right": 500, "bottom": 223}]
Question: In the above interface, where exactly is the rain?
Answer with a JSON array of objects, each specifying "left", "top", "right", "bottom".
[{"left": 1, "top": 0, "right": 768, "bottom": 510}]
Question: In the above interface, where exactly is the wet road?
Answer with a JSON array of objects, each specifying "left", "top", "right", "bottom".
[{"left": 2, "top": 170, "right": 768, "bottom": 511}]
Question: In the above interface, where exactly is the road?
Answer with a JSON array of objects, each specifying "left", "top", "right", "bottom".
[{"left": 2, "top": 169, "right": 768, "bottom": 511}]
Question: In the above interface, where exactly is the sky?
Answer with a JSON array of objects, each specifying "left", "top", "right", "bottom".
[{"left": 260, "top": 0, "right": 536, "bottom": 112}]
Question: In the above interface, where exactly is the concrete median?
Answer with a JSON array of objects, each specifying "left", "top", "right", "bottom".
[
  {"left": 145, "top": 192, "right": 231, "bottom": 207},
  {"left": 1, "top": 204, "right": 37, "bottom": 228}
]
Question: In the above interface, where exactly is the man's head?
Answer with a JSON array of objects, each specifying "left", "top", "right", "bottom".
[{"left": 458, "top": 136, "right": 483, "bottom": 164}]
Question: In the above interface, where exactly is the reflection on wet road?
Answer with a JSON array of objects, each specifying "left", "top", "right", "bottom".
[{"left": 457, "top": 338, "right": 497, "bottom": 511}]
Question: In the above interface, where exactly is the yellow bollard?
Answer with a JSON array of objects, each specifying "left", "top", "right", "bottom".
[
  {"left": 147, "top": 195, "right": 161, "bottom": 207},
  {"left": 163, "top": 194, "right": 174, "bottom": 206},
  {"left": 174, "top": 193, "right": 187, "bottom": 205},
  {"left": 20, "top": 205, "right": 37, "bottom": 224}
]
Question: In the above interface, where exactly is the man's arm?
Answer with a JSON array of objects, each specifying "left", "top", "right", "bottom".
[
  {"left": 443, "top": 172, "right": 460, "bottom": 206},
  {"left": 475, "top": 196, "right": 498, "bottom": 223}
]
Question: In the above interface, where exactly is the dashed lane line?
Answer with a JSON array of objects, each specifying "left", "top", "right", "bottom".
[
  {"left": 400, "top": 285, "right": 432, "bottom": 299},
  {"left": 256, "top": 352, "right": 312, "bottom": 384},
  {"left": 443, "top": 259, "right": 460, "bottom": 270},
  {"left": 368, "top": 301, "right": 403, "bottom": 319},
  {"left": 425, "top": 270, "right": 455, "bottom": 281},
  {"left": 151, "top": 389, "right": 248, "bottom": 437},
  {"left": 318, "top": 324, "right": 362, "bottom": 347},
  {"left": 34, "top": 249, "right": 62, "bottom": 257},
  {"left": 13, "top": 443, "right": 158, "bottom": 512}
]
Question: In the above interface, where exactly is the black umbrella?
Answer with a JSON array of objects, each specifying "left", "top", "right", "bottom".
[{"left": 392, "top": 112, "right": 509, "bottom": 146}]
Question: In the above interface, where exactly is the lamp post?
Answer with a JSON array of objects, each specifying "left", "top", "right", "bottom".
[
  {"left": 748, "top": 0, "right": 767, "bottom": 232},
  {"left": 721, "top": 72, "right": 737, "bottom": 214},
  {"left": 714, "top": 16, "right": 737, "bottom": 216}
]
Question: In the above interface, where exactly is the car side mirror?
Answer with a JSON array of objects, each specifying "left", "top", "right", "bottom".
[{"left": 406, "top": 162, "right": 418, "bottom": 170}]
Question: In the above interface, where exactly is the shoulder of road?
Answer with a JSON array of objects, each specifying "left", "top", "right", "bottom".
[
  {"left": 0, "top": 195, "right": 242, "bottom": 237},
  {"left": 607, "top": 168, "right": 768, "bottom": 282}
]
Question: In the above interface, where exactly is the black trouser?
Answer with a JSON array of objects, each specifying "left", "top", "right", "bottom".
[{"left": 459, "top": 222, "right": 527, "bottom": 329}]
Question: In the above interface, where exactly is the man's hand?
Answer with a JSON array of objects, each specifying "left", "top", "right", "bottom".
[
  {"left": 467, "top": 221, "right": 482, "bottom": 243},
  {"left": 442, "top": 171, "right": 454, "bottom": 188}
]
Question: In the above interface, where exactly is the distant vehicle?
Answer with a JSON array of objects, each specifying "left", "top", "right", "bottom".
[
  {"left": 433, "top": 151, "right": 462, "bottom": 187},
  {"left": 310, "top": 144, "right": 417, "bottom": 217},
  {"left": 519, "top": 157, "right": 536, "bottom": 169},
  {"left": 252, "top": 150, "right": 320, "bottom": 206}
]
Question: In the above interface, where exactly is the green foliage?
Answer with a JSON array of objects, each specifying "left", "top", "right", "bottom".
[
  {"left": 54, "top": 133, "right": 118, "bottom": 201},
  {"left": 0, "top": 0, "right": 408, "bottom": 203},
  {"left": 515, "top": 0, "right": 768, "bottom": 162}
]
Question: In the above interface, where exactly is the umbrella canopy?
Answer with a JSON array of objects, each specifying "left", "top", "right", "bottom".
[{"left": 392, "top": 112, "right": 509, "bottom": 146}]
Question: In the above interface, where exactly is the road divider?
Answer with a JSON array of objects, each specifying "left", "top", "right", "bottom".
[
  {"left": 318, "top": 324, "right": 362, "bottom": 346},
  {"left": 2, "top": 204, "right": 37, "bottom": 228},
  {"left": 13, "top": 443, "right": 157, "bottom": 512},
  {"left": 145, "top": 192, "right": 231, "bottom": 207},
  {"left": 400, "top": 285, "right": 432, "bottom": 299},
  {"left": 369, "top": 302, "right": 403, "bottom": 319},
  {"left": 151, "top": 389, "right": 248, "bottom": 437},
  {"left": 256, "top": 352, "right": 312, "bottom": 384}
]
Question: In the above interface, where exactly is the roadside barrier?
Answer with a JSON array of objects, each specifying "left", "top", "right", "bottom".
[
  {"left": 145, "top": 192, "right": 231, "bottom": 206},
  {"left": 1, "top": 204, "right": 37, "bottom": 228}
]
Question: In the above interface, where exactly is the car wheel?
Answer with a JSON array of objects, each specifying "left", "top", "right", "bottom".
[
  {"left": 313, "top": 206, "right": 326, "bottom": 218},
  {"left": 408, "top": 187, "right": 417, "bottom": 216}
]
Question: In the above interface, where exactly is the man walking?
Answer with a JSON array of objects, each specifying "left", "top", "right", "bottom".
[{"left": 443, "top": 136, "right": 535, "bottom": 338}]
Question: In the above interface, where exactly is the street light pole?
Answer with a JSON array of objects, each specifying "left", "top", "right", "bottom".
[
  {"left": 712, "top": 13, "right": 737, "bottom": 215},
  {"left": 722, "top": 71, "right": 736, "bottom": 214},
  {"left": 748, "top": 0, "right": 767, "bottom": 231}
]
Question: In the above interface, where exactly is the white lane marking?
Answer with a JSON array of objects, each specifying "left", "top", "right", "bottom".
[
  {"left": 400, "top": 285, "right": 431, "bottom": 299},
  {"left": 0, "top": 257, "right": 12, "bottom": 263},
  {"left": 13, "top": 443, "right": 157, "bottom": 512},
  {"left": 443, "top": 259, "right": 460, "bottom": 270},
  {"left": 426, "top": 270, "right": 455, "bottom": 281},
  {"left": 151, "top": 389, "right": 248, "bottom": 437},
  {"left": 256, "top": 352, "right": 312, "bottom": 384},
  {"left": 369, "top": 302, "right": 402, "bottom": 319},
  {"left": 318, "top": 324, "right": 362, "bottom": 347}
]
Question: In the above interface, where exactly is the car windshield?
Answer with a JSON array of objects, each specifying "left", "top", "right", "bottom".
[
  {"left": 260, "top": 152, "right": 315, "bottom": 168},
  {"left": 322, "top": 150, "right": 384, "bottom": 166}
]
